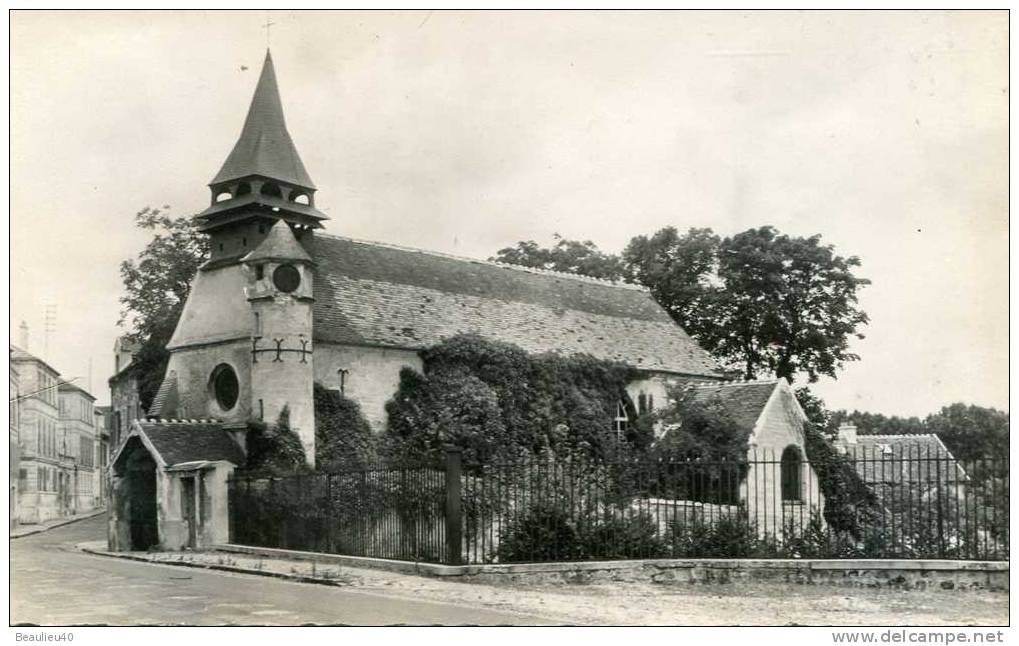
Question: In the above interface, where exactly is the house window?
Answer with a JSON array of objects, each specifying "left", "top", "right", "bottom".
[
  {"left": 781, "top": 445, "right": 802, "bottom": 502},
  {"left": 613, "top": 400, "right": 629, "bottom": 440}
]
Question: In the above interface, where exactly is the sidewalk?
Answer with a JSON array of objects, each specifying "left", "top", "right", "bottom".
[
  {"left": 11, "top": 509, "right": 106, "bottom": 539},
  {"left": 78, "top": 541, "right": 1008, "bottom": 626}
]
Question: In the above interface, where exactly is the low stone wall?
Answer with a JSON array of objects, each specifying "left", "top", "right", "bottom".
[
  {"left": 217, "top": 544, "right": 1007, "bottom": 591},
  {"left": 461, "top": 559, "right": 1008, "bottom": 591}
]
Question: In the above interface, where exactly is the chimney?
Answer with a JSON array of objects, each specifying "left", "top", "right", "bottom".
[
  {"left": 837, "top": 423, "right": 858, "bottom": 445},
  {"left": 18, "top": 321, "right": 29, "bottom": 350}
]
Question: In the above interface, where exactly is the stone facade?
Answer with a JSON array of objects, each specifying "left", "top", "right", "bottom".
[
  {"left": 11, "top": 346, "right": 63, "bottom": 523},
  {"left": 58, "top": 383, "right": 101, "bottom": 513},
  {"left": 10, "top": 360, "right": 20, "bottom": 528},
  {"left": 11, "top": 345, "right": 102, "bottom": 523},
  {"left": 313, "top": 343, "right": 423, "bottom": 431},
  {"left": 109, "top": 335, "right": 144, "bottom": 451}
]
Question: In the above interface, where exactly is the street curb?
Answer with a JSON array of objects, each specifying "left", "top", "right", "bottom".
[
  {"left": 10, "top": 510, "right": 107, "bottom": 539},
  {"left": 77, "top": 543, "right": 357, "bottom": 588}
]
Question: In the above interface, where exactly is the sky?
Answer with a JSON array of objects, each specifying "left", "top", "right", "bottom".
[{"left": 9, "top": 10, "right": 1008, "bottom": 415}]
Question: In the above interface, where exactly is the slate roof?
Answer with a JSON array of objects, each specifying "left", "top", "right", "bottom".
[
  {"left": 137, "top": 420, "right": 246, "bottom": 467},
  {"left": 10, "top": 344, "right": 60, "bottom": 377},
  {"left": 840, "top": 434, "right": 968, "bottom": 485},
  {"left": 148, "top": 372, "right": 178, "bottom": 418},
  {"left": 211, "top": 50, "right": 315, "bottom": 189},
  {"left": 242, "top": 219, "right": 313, "bottom": 264},
  {"left": 681, "top": 380, "right": 778, "bottom": 432},
  {"left": 58, "top": 381, "right": 96, "bottom": 400},
  {"left": 308, "top": 234, "right": 723, "bottom": 376}
]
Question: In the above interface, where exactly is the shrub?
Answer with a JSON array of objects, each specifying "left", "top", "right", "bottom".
[
  {"left": 314, "top": 382, "right": 378, "bottom": 470},
  {"left": 581, "top": 512, "right": 666, "bottom": 559},
  {"left": 497, "top": 503, "right": 584, "bottom": 563},
  {"left": 667, "top": 514, "right": 760, "bottom": 558},
  {"left": 245, "top": 406, "right": 308, "bottom": 475},
  {"left": 780, "top": 511, "right": 863, "bottom": 558}
]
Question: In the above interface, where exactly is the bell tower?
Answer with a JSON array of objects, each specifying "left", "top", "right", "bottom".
[
  {"left": 184, "top": 49, "right": 323, "bottom": 465},
  {"left": 195, "top": 50, "right": 328, "bottom": 266}
]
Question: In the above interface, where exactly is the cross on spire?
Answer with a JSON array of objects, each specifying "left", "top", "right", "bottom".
[{"left": 263, "top": 14, "right": 275, "bottom": 47}]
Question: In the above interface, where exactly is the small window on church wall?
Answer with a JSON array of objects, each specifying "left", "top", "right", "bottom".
[
  {"left": 292, "top": 193, "right": 310, "bottom": 205},
  {"left": 210, "top": 364, "right": 239, "bottom": 411},
  {"left": 255, "top": 264, "right": 264, "bottom": 280},
  {"left": 273, "top": 264, "right": 301, "bottom": 293},
  {"left": 215, "top": 191, "right": 232, "bottom": 203}
]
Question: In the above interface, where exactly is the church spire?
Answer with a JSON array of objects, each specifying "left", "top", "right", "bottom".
[{"left": 210, "top": 50, "right": 315, "bottom": 189}]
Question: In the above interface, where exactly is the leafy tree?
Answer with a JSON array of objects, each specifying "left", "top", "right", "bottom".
[
  {"left": 829, "top": 409, "right": 926, "bottom": 437},
  {"left": 794, "top": 386, "right": 833, "bottom": 435},
  {"left": 708, "top": 227, "right": 870, "bottom": 382},
  {"left": 313, "top": 383, "right": 378, "bottom": 470},
  {"left": 491, "top": 233, "right": 625, "bottom": 281},
  {"left": 923, "top": 403, "right": 1009, "bottom": 464},
  {"left": 621, "top": 227, "right": 721, "bottom": 342},
  {"left": 118, "top": 206, "right": 208, "bottom": 410}
]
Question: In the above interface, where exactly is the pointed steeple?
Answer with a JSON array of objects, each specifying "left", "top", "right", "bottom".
[
  {"left": 242, "top": 219, "right": 313, "bottom": 265},
  {"left": 211, "top": 50, "right": 315, "bottom": 189}
]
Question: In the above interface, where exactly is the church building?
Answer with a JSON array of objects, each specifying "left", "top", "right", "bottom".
[{"left": 109, "top": 50, "right": 727, "bottom": 551}]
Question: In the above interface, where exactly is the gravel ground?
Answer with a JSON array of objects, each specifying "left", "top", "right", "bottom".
[{"left": 82, "top": 544, "right": 1008, "bottom": 626}]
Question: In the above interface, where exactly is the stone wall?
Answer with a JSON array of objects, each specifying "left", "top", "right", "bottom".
[
  {"left": 313, "top": 343, "right": 423, "bottom": 431},
  {"left": 165, "top": 340, "right": 253, "bottom": 424}
]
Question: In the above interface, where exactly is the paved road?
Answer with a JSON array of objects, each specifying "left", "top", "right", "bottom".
[{"left": 10, "top": 516, "right": 551, "bottom": 626}]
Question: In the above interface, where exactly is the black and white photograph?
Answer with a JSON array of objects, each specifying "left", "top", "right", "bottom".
[{"left": 6, "top": 8, "right": 1010, "bottom": 632}]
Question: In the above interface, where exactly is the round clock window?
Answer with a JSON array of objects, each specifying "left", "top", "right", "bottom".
[{"left": 273, "top": 264, "right": 301, "bottom": 293}]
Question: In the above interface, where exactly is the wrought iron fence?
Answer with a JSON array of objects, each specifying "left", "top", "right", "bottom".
[{"left": 227, "top": 449, "right": 1008, "bottom": 565}]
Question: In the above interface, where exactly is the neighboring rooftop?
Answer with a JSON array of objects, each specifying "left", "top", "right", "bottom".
[
  {"left": 10, "top": 344, "right": 60, "bottom": 376},
  {"left": 681, "top": 379, "right": 780, "bottom": 432},
  {"left": 837, "top": 433, "right": 968, "bottom": 484},
  {"left": 309, "top": 233, "right": 723, "bottom": 377},
  {"left": 58, "top": 381, "right": 96, "bottom": 400}
]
